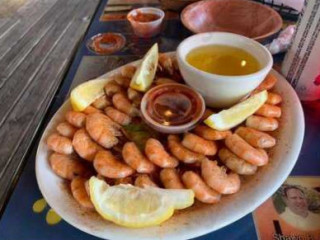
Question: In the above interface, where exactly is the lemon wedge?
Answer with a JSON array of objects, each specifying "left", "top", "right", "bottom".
[
  {"left": 89, "top": 177, "right": 194, "bottom": 228},
  {"left": 204, "top": 90, "right": 268, "bottom": 131},
  {"left": 130, "top": 43, "right": 158, "bottom": 92},
  {"left": 70, "top": 78, "right": 109, "bottom": 112}
]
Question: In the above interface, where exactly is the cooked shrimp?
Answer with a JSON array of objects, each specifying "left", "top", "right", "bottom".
[
  {"left": 155, "top": 77, "right": 176, "bottom": 85},
  {"left": 201, "top": 158, "right": 240, "bottom": 194},
  {"left": 49, "top": 153, "right": 87, "bottom": 180},
  {"left": 72, "top": 129, "right": 103, "bottom": 162},
  {"left": 200, "top": 109, "right": 214, "bottom": 121},
  {"left": 104, "top": 81, "right": 124, "bottom": 96},
  {"left": 218, "top": 148, "right": 258, "bottom": 175},
  {"left": 114, "top": 75, "right": 131, "bottom": 88},
  {"left": 235, "top": 127, "right": 276, "bottom": 148},
  {"left": 145, "top": 138, "right": 179, "bottom": 168},
  {"left": 94, "top": 150, "right": 134, "bottom": 179},
  {"left": 71, "top": 177, "right": 94, "bottom": 209},
  {"left": 266, "top": 92, "right": 282, "bottom": 105},
  {"left": 182, "top": 133, "right": 217, "bottom": 155},
  {"left": 92, "top": 95, "right": 111, "bottom": 109},
  {"left": 56, "top": 122, "right": 77, "bottom": 138},
  {"left": 86, "top": 113, "right": 121, "bottom": 149},
  {"left": 158, "top": 54, "right": 174, "bottom": 75},
  {"left": 83, "top": 106, "right": 102, "bottom": 115},
  {"left": 122, "top": 142, "right": 156, "bottom": 173},
  {"left": 182, "top": 171, "right": 221, "bottom": 204},
  {"left": 121, "top": 65, "right": 136, "bottom": 79},
  {"left": 135, "top": 174, "right": 158, "bottom": 188},
  {"left": 47, "top": 133, "right": 73, "bottom": 155},
  {"left": 246, "top": 115, "right": 279, "bottom": 131},
  {"left": 256, "top": 73, "right": 277, "bottom": 91},
  {"left": 160, "top": 168, "right": 184, "bottom": 189},
  {"left": 114, "top": 176, "right": 133, "bottom": 185},
  {"left": 225, "top": 134, "right": 268, "bottom": 166},
  {"left": 194, "top": 125, "right": 232, "bottom": 141},
  {"left": 127, "top": 88, "right": 142, "bottom": 106},
  {"left": 112, "top": 93, "right": 139, "bottom": 117},
  {"left": 65, "top": 111, "right": 86, "bottom": 128},
  {"left": 105, "top": 107, "right": 131, "bottom": 125},
  {"left": 167, "top": 135, "right": 204, "bottom": 163},
  {"left": 255, "top": 104, "right": 281, "bottom": 118}
]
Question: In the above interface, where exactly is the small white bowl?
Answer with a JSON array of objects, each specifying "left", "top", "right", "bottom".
[
  {"left": 127, "top": 7, "right": 165, "bottom": 38},
  {"left": 177, "top": 32, "right": 273, "bottom": 108}
]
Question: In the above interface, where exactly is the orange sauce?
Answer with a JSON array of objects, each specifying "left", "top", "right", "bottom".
[{"left": 131, "top": 12, "right": 160, "bottom": 22}]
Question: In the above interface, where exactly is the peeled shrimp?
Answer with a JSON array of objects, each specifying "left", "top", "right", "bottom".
[
  {"left": 47, "top": 133, "right": 73, "bottom": 155},
  {"left": 225, "top": 134, "right": 268, "bottom": 166},
  {"left": 182, "top": 171, "right": 221, "bottom": 204},
  {"left": 194, "top": 125, "right": 232, "bottom": 141},
  {"left": 267, "top": 92, "right": 282, "bottom": 105},
  {"left": 71, "top": 177, "right": 94, "bottom": 209},
  {"left": 122, "top": 142, "right": 156, "bottom": 173},
  {"left": 104, "top": 81, "right": 124, "bottom": 96},
  {"left": 121, "top": 65, "right": 136, "bottom": 79},
  {"left": 127, "top": 88, "right": 142, "bottom": 106},
  {"left": 56, "top": 122, "right": 76, "bottom": 138},
  {"left": 86, "top": 113, "right": 121, "bottom": 149},
  {"left": 94, "top": 150, "right": 134, "bottom": 179},
  {"left": 158, "top": 54, "right": 174, "bottom": 75},
  {"left": 145, "top": 138, "right": 179, "bottom": 168},
  {"left": 182, "top": 133, "right": 217, "bottom": 156},
  {"left": 92, "top": 95, "right": 111, "bottom": 109},
  {"left": 72, "top": 129, "right": 102, "bottom": 162},
  {"left": 167, "top": 135, "right": 204, "bottom": 163},
  {"left": 135, "top": 174, "right": 158, "bottom": 188},
  {"left": 105, "top": 107, "right": 131, "bottom": 125},
  {"left": 49, "top": 153, "right": 87, "bottom": 180},
  {"left": 160, "top": 168, "right": 184, "bottom": 189},
  {"left": 83, "top": 106, "right": 102, "bottom": 115},
  {"left": 114, "top": 75, "right": 131, "bottom": 88},
  {"left": 201, "top": 158, "right": 240, "bottom": 194},
  {"left": 218, "top": 148, "right": 257, "bottom": 175},
  {"left": 112, "top": 93, "right": 139, "bottom": 117},
  {"left": 255, "top": 104, "right": 281, "bottom": 118},
  {"left": 256, "top": 73, "right": 277, "bottom": 91},
  {"left": 246, "top": 115, "right": 279, "bottom": 131},
  {"left": 65, "top": 111, "right": 86, "bottom": 128},
  {"left": 114, "top": 177, "right": 133, "bottom": 185},
  {"left": 235, "top": 126, "right": 276, "bottom": 148},
  {"left": 200, "top": 109, "right": 214, "bottom": 121}
]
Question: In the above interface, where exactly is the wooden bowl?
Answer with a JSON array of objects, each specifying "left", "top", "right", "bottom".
[{"left": 181, "top": 0, "right": 283, "bottom": 41}]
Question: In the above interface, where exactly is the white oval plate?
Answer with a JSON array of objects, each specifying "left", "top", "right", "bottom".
[{"left": 36, "top": 53, "right": 304, "bottom": 240}]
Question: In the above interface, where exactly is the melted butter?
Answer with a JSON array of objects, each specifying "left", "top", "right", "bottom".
[
  {"left": 46, "top": 209, "right": 62, "bottom": 225},
  {"left": 32, "top": 198, "right": 47, "bottom": 213}
]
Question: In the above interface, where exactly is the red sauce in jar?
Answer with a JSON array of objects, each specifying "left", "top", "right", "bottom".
[
  {"left": 145, "top": 84, "right": 204, "bottom": 126},
  {"left": 130, "top": 11, "right": 160, "bottom": 23}
]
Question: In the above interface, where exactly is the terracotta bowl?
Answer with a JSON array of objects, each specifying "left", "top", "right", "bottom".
[{"left": 181, "top": 0, "right": 283, "bottom": 41}]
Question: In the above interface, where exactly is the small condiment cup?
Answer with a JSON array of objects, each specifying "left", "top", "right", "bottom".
[
  {"left": 140, "top": 83, "right": 205, "bottom": 134},
  {"left": 177, "top": 32, "right": 273, "bottom": 108},
  {"left": 127, "top": 7, "right": 165, "bottom": 38}
]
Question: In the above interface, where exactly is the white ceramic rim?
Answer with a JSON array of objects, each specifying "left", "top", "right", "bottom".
[
  {"left": 140, "top": 83, "right": 206, "bottom": 133},
  {"left": 127, "top": 7, "right": 165, "bottom": 25},
  {"left": 35, "top": 53, "right": 305, "bottom": 240},
  {"left": 177, "top": 32, "right": 273, "bottom": 82}
]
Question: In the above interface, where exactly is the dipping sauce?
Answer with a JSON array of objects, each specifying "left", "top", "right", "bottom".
[
  {"left": 87, "top": 33, "right": 126, "bottom": 55},
  {"left": 144, "top": 84, "right": 204, "bottom": 126},
  {"left": 186, "top": 45, "right": 260, "bottom": 76},
  {"left": 130, "top": 11, "right": 160, "bottom": 22}
]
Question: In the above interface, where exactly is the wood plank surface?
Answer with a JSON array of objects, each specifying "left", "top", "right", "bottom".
[{"left": 0, "top": 0, "right": 100, "bottom": 213}]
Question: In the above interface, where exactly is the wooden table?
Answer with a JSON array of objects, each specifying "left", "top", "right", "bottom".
[{"left": 0, "top": 0, "right": 101, "bottom": 213}]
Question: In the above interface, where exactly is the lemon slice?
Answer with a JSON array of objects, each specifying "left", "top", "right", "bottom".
[
  {"left": 70, "top": 78, "right": 110, "bottom": 111},
  {"left": 89, "top": 177, "right": 194, "bottom": 228},
  {"left": 130, "top": 43, "right": 158, "bottom": 92},
  {"left": 204, "top": 90, "right": 268, "bottom": 131}
]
